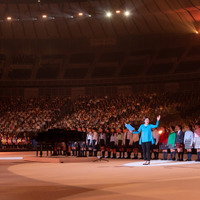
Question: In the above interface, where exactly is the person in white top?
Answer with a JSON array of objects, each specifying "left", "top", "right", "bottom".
[
  {"left": 132, "top": 130, "right": 140, "bottom": 159},
  {"left": 183, "top": 124, "right": 193, "bottom": 161},
  {"left": 124, "top": 128, "right": 132, "bottom": 159},
  {"left": 92, "top": 128, "right": 98, "bottom": 157},
  {"left": 109, "top": 128, "right": 117, "bottom": 158},
  {"left": 116, "top": 127, "right": 124, "bottom": 159},
  {"left": 194, "top": 123, "right": 200, "bottom": 161},
  {"left": 86, "top": 128, "right": 93, "bottom": 156}
]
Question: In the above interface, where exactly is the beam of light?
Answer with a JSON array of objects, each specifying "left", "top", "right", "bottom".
[
  {"left": 158, "top": 130, "right": 163, "bottom": 134},
  {"left": 195, "top": 30, "right": 199, "bottom": 34}
]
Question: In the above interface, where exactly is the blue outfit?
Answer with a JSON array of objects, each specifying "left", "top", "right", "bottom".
[
  {"left": 175, "top": 131, "right": 184, "bottom": 144},
  {"left": 132, "top": 121, "right": 159, "bottom": 145},
  {"left": 184, "top": 130, "right": 193, "bottom": 148}
]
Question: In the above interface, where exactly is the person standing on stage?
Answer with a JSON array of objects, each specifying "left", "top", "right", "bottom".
[
  {"left": 167, "top": 126, "right": 176, "bottom": 160},
  {"left": 124, "top": 128, "right": 132, "bottom": 159},
  {"left": 116, "top": 127, "right": 124, "bottom": 159},
  {"left": 109, "top": 128, "right": 117, "bottom": 158},
  {"left": 86, "top": 127, "right": 93, "bottom": 157},
  {"left": 159, "top": 127, "right": 169, "bottom": 160},
  {"left": 152, "top": 128, "right": 160, "bottom": 160},
  {"left": 132, "top": 115, "right": 161, "bottom": 165},
  {"left": 98, "top": 127, "right": 106, "bottom": 158},
  {"left": 184, "top": 124, "right": 193, "bottom": 161},
  {"left": 194, "top": 122, "right": 200, "bottom": 161},
  {"left": 175, "top": 125, "right": 184, "bottom": 161},
  {"left": 92, "top": 128, "right": 98, "bottom": 157},
  {"left": 132, "top": 129, "right": 140, "bottom": 159},
  {"left": 105, "top": 128, "right": 111, "bottom": 158}
]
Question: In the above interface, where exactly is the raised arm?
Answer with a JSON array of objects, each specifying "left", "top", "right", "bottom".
[
  {"left": 150, "top": 120, "right": 159, "bottom": 128},
  {"left": 150, "top": 115, "right": 160, "bottom": 128}
]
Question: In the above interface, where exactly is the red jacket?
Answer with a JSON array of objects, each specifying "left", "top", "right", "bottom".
[{"left": 159, "top": 132, "right": 168, "bottom": 145}]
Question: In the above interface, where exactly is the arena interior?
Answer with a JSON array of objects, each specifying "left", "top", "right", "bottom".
[{"left": 1, "top": 0, "right": 200, "bottom": 199}]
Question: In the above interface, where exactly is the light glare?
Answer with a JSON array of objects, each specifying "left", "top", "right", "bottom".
[
  {"left": 42, "top": 15, "right": 47, "bottom": 19},
  {"left": 78, "top": 12, "right": 83, "bottom": 16},
  {"left": 116, "top": 10, "right": 121, "bottom": 14},
  {"left": 124, "top": 11, "right": 130, "bottom": 16},
  {"left": 106, "top": 12, "right": 112, "bottom": 17}
]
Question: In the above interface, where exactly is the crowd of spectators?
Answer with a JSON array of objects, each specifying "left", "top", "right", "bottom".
[
  {"left": 51, "top": 93, "right": 200, "bottom": 130},
  {"left": 0, "top": 97, "right": 68, "bottom": 148},
  {"left": 0, "top": 92, "right": 200, "bottom": 149}
]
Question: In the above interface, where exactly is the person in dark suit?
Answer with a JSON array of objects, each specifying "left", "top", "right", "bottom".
[{"left": 175, "top": 125, "right": 184, "bottom": 161}]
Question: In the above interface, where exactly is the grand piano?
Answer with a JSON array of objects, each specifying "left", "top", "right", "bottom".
[{"left": 36, "top": 129, "right": 86, "bottom": 157}]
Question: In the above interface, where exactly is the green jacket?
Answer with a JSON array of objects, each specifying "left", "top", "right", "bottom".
[{"left": 167, "top": 131, "right": 176, "bottom": 147}]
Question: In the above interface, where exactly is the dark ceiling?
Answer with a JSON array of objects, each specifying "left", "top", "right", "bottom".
[{"left": 0, "top": 0, "right": 200, "bottom": 40}]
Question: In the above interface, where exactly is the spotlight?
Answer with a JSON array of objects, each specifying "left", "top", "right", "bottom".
[
  {"left": 116, "top": 10, "right": 121, "bottom": 14},
  {"left": 42, "top": 14, "right": 47, "bottom": 19},
  {"left": 106, "top": 12, "right": 112, "bottom": 18},
  {"left": 7, "top": 17, "right": 12, "bottom": 21},
  {"left": 195, "top": 30, "right": 199, "bottom": 34},
  {"left": 88, "top": 14, "right": 92, "bottom": 17},
  {"left": 78, "top": 12, "right": 83, "bottom": 16},
  {"left": 158, "top": 130, "right": 163, "bottom": 135},
  {"left": 124, "top": 11, "right": 130, "bottom": 16}
]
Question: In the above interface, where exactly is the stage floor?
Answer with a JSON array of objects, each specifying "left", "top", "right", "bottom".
[{"left": 1, "top": 152, "right": 200, "bottom": 200}]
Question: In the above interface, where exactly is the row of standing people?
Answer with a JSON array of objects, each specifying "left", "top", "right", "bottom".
[
  {"left": 70, "top": 122, "right": 200, "bottom": 161},
  {"left": 0, "top": 135, "right": 32, "bottom": 149},
  {"left": 157, "top": 123, "right": 200, "bottom": 161},
  {"left": 70, "top": 127, "right": 141, "bottom": 158}
]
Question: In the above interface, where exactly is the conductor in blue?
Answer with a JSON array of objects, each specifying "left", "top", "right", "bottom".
[{"left": 132, "top": 115, "right": 161, "bottom": 165}]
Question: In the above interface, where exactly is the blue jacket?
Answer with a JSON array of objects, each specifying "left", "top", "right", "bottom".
[
  {"left": 175, "top": 131, "right": 184, "bottom": 144},
  {"left": 132, "top": 121, "right": 159, "bottom": 145},
  {"left": 184, "top": 130, "right": 193, "bottom": 146}
]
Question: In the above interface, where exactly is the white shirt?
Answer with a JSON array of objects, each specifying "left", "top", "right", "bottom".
[
  {"left": 124, "top": 131, "right": 132, "bottom": 141},
  {"left": 92, "top": 131, "right": 98, "bottom": 141},
  {"left": 110, "top": 133, "right": 117, "bottom": 144},
  {"left": 86, "top": 132, "right": 93, "bottom": 143},
  {"left": 99, "top": 133, "right": 106, "bottom": 143}
]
